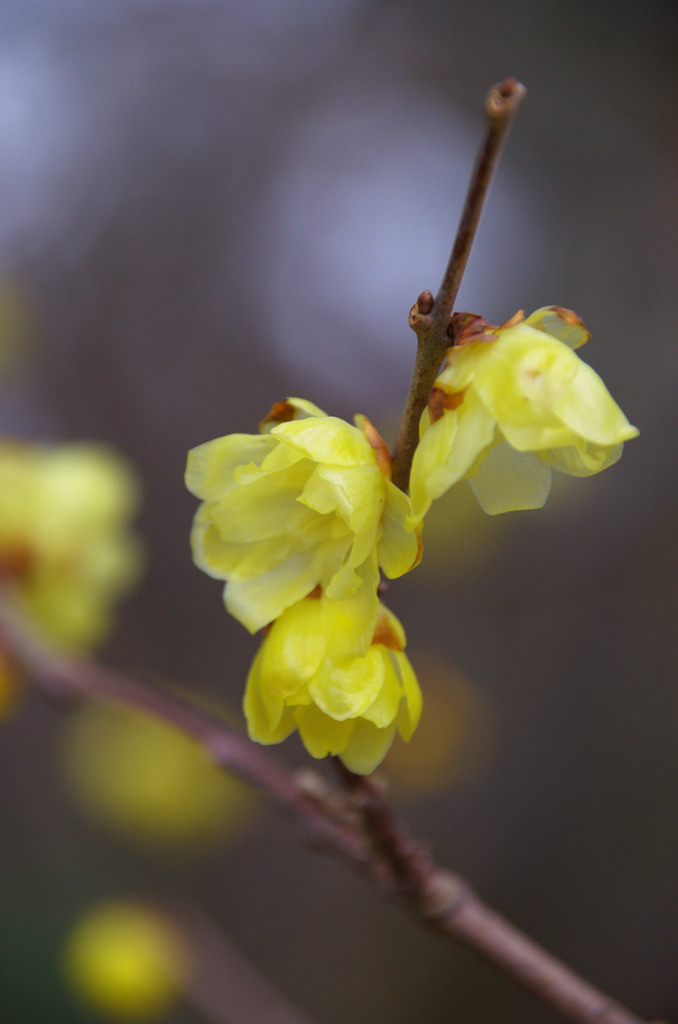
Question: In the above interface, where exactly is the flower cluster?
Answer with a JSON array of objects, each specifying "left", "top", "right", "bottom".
[
  {"left": 409, "top": 307, "right": 638, "bottom": 519},
  {"left": 0, "top": 442, "right": 141, "bottom": 649},
  {"left": 186, "top": 310, "right": 637, "bottom": 773},
  {"left": 186, "top": 399, "right": 421, "bottom": 772}
]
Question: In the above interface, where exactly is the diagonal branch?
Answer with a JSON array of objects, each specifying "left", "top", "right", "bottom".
[
  {"left": 0, "top": 591, "right": 660, "bottom": 1024},
  {"left": 391, "top": 78, "right": 526, "bottom": 493}
]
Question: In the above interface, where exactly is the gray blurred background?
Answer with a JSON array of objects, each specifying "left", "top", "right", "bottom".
[{"left": 1, "top": 0, "right": 677, "bottom": 1021}]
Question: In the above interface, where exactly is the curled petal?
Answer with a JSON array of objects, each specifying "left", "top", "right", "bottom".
[
  {"left": 541, "top": 440, "right": 624, "bottom": 477},
  {"left": 525, "top": 306, "right": 590, "bottom": 349}
]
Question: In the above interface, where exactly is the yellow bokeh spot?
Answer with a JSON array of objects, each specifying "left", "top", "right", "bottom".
[
  {"left": 63, "top": 900, "right": 190, "bottom": 1019},
  {"left": 61, "top": 704, "right": 256, "bottom": 854},
  {"left": 383, "top": 650, "right": 495, "bottom": 797}
]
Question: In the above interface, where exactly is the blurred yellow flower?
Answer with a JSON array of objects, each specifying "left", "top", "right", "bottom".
[
  {"left": 244, "top": 596, "right": 422, "bottom": 774},
  {"left": 63, "top": 899, "right": 191, "bottom": 1019},
  {"left": 0, "top": 441, "right": 141, "bottom": 648},
  {"left": 186, "top": 398, "right": 420, "bottom": 634},
  {"left": 410, "top": 307, "right": 638, "bottom": 518},
  {"left": 61, "top": 703, "right": 256, "bottom": 853},
  {"left": 383, "top": 650, "right": 495, "bottom": 797}
]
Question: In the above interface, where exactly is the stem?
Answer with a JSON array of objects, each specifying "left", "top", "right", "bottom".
[
  {"left": 1, "top": 593, "right": 660, "bottom": 1024},
  {"left": 0, "top": 591, "right": 373, "bottom": 875},
  {"left": 334, "top": 766, "right": 659, "bottom": 1024},
  {"left": 391, "top": 78, "right": 526, "bottom": 493}
]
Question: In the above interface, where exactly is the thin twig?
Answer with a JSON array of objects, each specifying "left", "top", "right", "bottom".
[
  {"left": 333, "top": 766, "right": 659, "bottom": 1024},
  {"left": 0, "top": 591, "right": 373, "bottom": 875},
  {"left": 0, "top": 593, "right": 660, "bottom": 1024},
  {"left": 391, "top": 78, "right": 526, "bottom": 493}
]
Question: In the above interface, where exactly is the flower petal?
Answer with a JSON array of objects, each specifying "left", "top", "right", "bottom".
[
  {"left": 469, "top": 443, "right": 553, "bottom": 515},
  {"left": 525, "top": 306, "right": 590, "bottom": 350},
  {"left": 551, "top": 360, "right": 639, "bottom": 446},
  {"left": 360, "top": 652, "right": 401, "bottom": 728},
  {"left": 294, "top": 704, "right": 355, "bottom": 759},
  {"left": 308, "top": 646, "right": 385, "bottom": 721},
  {"left": 243, "top": 647, "right": 296, "bottom": 741},
  {"left": 273, "top": 417, "right": 374, "bottom": 466},
  {"left": 259, "top": 599, "right": 328, "bottom": 696},
  {"left": 185, "top": 435, "right": 276, "bottom": 500},
  {"left": 396, "top": 652, "right": 423, "bottom": 741},
  {"left": 224, "top": 551, "right": 318, "bottom": 632},
  {"left": 543, "top": 440, "right": 625, "bottom": 476},
  {"left": 378, "top": 481, "right": 421, "bottom": 577},
  {"left": 339, "top": 719, "right": 398, "bottom": 775},
  {"left": 409, "top": 391, "right": 495, "bottom": 521}
]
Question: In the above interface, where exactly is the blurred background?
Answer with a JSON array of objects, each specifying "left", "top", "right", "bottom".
[{"left": 0, "top": 0, "right": 677, "bottom": 1021}]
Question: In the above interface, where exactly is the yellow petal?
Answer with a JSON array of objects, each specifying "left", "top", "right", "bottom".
[
  {"left": 524, "top": 306, "right": 590, "bottom": 349},
  {"left": 190, "top": 505, "right": 243, "bottom": 579},
  {"left": 272, "top": 417, "right": 374, "bottom": 467},
  {"left": 209, "top": 462, "right": 315, "bottom": 545},
  {"left": 185, "top": 434, "right": 275, "bottom": 500},
  {"left": 499, "top": 417, "right": 579, "bottom": 452},
  {"left": 469, "top": 443, "right": 552, "bottom": 514},
  {"left": 396, "top": 652, "right": 423, "bottom": 741},
  {"left": 243, "top": 646, "right": 294, "bottom": 740},
  {"left": 338, "top": 719, "right": 398, "bottom": 775},
  {"left": 308, "top": 646, "right": 385, "bottom": 721},
  {"left": 284, "top": 397, "right": 328, "bottom": 419},
  {"left": 551, "top": 360, "right": 639, "bottom": 446},
  {"left": 360, "top": 652, "right": 401, "bottom": 728},
  {"left": 474, "top": 326, "right": 580, "bottom": 426},
  {"left": 294, "top": 704, "right": 355, "bottom": 759},
  {"left": 409, "top": 391, "right": 495, "bottom": 521},
  {"left": 224, "top": 551, "right": 318, "bottom": 632},
  {"left": 542, "top": 439, "right": 624, "bottom": 476},
  {"left": 378, "top": 481, "right": 420, "bottom": 577},
  {"left": 259, "top": 599, "right": 328, "bottom": 696},
  {"left": 316, "top": 464, "right": 384, "bottom": 533}
]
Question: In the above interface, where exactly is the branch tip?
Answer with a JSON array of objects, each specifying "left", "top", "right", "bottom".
[{"left": 485, "top": 78, "right": 527, "bottom": 120}]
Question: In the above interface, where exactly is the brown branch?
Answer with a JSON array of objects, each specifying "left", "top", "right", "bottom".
[
  {"left": 391, "top": 78, "right": 526, "bottom": 493},
  {"left": 0, "top": 591, "right": 375, "bottom": 877},
  {"left": 333, "top": 766, "right": 659, "bottom": 1024},
  {"left": 0, "top": 592, "right": 660, "bottom": 1024}
]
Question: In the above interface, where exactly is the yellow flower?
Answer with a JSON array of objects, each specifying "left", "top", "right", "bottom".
[
  {"left": 244, "top": 595, "right": 422, "bottom": 774},
  {"left": 63, "top": 899, "right": 191, "bottom": 1018},
  {"left": 410, "top": 307, "right": 638, "bottom": 518},
  {"left": 0, "top": 442, "right": 141, "bottom": 648},
  {"left": 186, "top": 398, "right": 420, "bottom": 633},
  {"left": 61, "top": 703, "right": 256, "bottom": 853}
]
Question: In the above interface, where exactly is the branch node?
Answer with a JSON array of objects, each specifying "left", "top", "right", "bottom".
[{"left": 419, "top": 870, "right": 472, "bottom": 928}]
